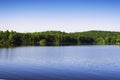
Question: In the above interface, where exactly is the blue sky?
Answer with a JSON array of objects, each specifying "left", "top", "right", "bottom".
[{"left": 0, "top": 0, "right": 120, "bottom": 32}]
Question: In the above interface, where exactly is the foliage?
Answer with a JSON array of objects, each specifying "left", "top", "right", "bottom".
[
  {"left": 0, "top": 30, "right": 120, "bottom": 47},
  {"left": 39, "top": 39, "right": 46, "bottom": 46}
]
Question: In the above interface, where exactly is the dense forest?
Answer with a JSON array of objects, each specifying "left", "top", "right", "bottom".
[{"left": 0, "top": 30, "right": 120, "bottom": 47}]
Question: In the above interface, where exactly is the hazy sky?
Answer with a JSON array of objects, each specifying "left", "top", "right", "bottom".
[{"left": 0, "top": 0, "right": 120, "bottom": 32}]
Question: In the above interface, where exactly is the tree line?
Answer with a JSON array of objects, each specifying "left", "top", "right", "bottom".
[{"left": 0, "top": 30, "right": 120, "bottom": 47}]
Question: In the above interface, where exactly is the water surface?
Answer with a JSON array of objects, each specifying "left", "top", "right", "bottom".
[{"left": 0, "top": 46, "right": 120, "bottom": 80}]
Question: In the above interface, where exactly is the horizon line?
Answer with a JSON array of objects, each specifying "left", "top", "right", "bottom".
[{"left": 0, "top": 29, "right": 120, "bottom": 33}]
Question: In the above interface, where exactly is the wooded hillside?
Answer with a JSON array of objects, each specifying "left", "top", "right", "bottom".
[{"left": 0, "top": 30, "right": 120, "bottom": 47}]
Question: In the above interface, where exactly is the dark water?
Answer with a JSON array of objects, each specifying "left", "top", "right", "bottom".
[{"left": 0, "top": 46, "right": 120, "bottom": 80}]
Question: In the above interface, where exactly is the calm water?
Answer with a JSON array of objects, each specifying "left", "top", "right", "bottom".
[{"left": 0, "top": 46, "right": 120, "bottom": 80}]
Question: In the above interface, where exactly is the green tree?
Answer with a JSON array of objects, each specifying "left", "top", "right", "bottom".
[
  {"left": 116, "top": 35, "right": 120, "bottom": 45},
  {"left": 96, "top": 37, "right": 105, "bottom": 45},
  {"left": 39, "top": 39, "right": 46, "bottom": 46}
]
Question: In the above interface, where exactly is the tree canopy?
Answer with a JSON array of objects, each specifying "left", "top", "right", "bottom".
[{"left": 0, "top": 30, "right": 120, "bottom": 47}]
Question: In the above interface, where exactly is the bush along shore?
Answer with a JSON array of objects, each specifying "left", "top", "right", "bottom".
[{"left": 0, "top": 30, "right": 120, "bottom": 47}]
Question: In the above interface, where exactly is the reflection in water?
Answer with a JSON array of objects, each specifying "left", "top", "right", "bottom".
[
  {"left": 0, "top": 46, "right": 120, "bottom": 68},
  {"left": 0, "top": 46, "right": 120, "bottom": 80},
  {"left": 0, "top": 48, "right": 13, "bottom": 63}
]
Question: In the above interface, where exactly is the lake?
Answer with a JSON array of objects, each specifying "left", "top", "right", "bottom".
[{"left": 0, "top": 46, "right": 120, "bottom": 80}]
